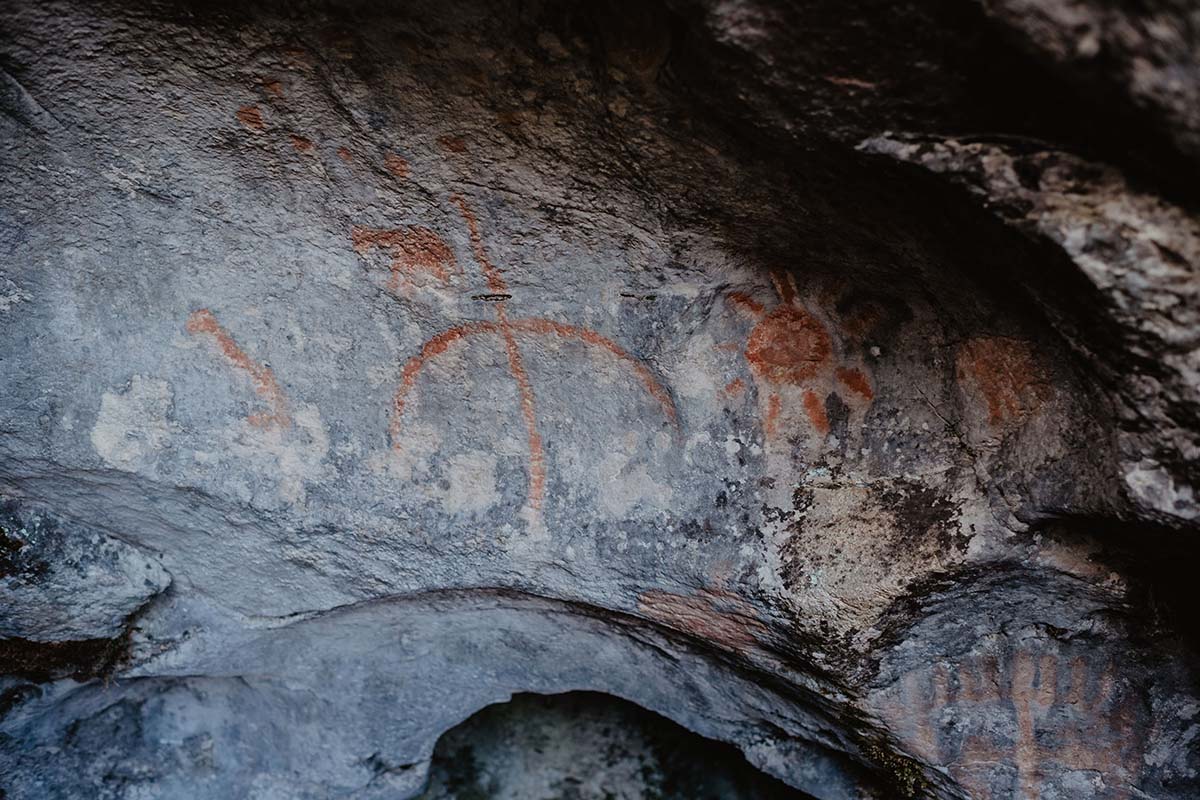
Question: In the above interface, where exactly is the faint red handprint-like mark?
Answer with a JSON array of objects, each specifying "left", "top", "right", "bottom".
[{"left": 877, "top": 647, "right": 1143, "bottom": 799}]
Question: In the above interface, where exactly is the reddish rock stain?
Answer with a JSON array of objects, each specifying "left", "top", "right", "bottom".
[
  {"left": 727, "top": 291, "right": 766, "bottom": 318},
  {"left": 745, "top": 306, "right": 832, "bottom": 386},
  {"left": 637, "top": 588, "right": 766, "bottom": 653},
  {"left": 451, "top": 194, "right": 508, "bottom": 294},
  {"left": 384, "top": 152, "right": 409, "bottom": 178},
  {"left": 289, "top": 134, "right": 314, "bottom": 154},
  {"left": 723, "top": 378, "right": 745, "bottom": 397},
  {"left": 236, "top": 105, "right": 265, "bottom": 132},
  {"left": 336, "top": 147, "right": 355, "bottom": 163},
  {"left": 186, "top": 309, "right": 290, "bottom": 429},
  {"left": 438, "top": 135, "right": 468, "bottom": 153},
  {"left": 802, "top": 389, "right": 829, "bottom": 436},
  {"left": 956, "top": 336, "right": 1041, "bottom": 425},
  {"left": 878, "top": 649, "right": 1143, "bottom": 800},
  {"left": 764, "top": 393, "right": 782, "bottom": 437},
  {"left": 351, "top": 226, "right": 460, "bottom": 293},
  {"left": 261, "top": 79, "right": 284, "bottom": 97},
  {"left": 836, "top": 366, "right": 874, "bottom": 401}
]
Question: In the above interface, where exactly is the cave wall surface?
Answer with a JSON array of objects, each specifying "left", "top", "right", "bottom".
[{"left": 1, "top": 1, "right": 1198, "bottom": 798}]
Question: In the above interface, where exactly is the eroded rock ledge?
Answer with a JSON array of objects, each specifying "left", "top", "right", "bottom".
[{"left": 1, "top": 1, "right": 1198, "bottom": 798}]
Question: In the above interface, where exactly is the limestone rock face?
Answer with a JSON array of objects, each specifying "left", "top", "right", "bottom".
[{"left": 1, "top": 1, "right": 1197, "bottom": 798}]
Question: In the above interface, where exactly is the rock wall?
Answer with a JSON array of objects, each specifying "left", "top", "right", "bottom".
[{"left": 1, "top": 1, "right": 1198, "bottom": 798}]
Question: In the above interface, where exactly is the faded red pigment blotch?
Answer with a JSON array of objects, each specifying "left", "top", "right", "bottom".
[
  {"left": 384, "top": 152, "right": 409, "bottom": 178},
  {"left": 764, "top": 393, "right": 782, "bottom": 437},
  {"left": 637, "top": 588, "right": 768, "bottom": 654},
  {"left": 955, "top": 336, "right": 1043, "bottom": 425},
  {"left": 836, "top": 366, "right": 874, "bottom": 401},
  {"left": 802, "top": 389, "right": 830, "bottom": 436},
  {"left": 877, "top": 649, "right": 1142, "bottom": 800},
  {"left": 289, "top": 134, "right": 315, "bottom": 153},
  {"left": 745, "top": 305, "right": 832, "bottom": 385},
  {"left": 351, "top": 226, "right": 460, "bottom": 294},
  {"left": 236, "top": 105, "right": 265, "bottom": 131},
  {"left": 187, "top": 309, "right": 290, "bottom": 429},
  {"left": 437, "top": 135, "right": 468, "bottom": 153}
]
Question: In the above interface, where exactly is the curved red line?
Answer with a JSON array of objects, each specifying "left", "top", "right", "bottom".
[
  {"left": 507, "top": 318, "right": 678, "bottom": 427},
  {"left": 390, "top": 320, "right": 500, "bottom": 445}
]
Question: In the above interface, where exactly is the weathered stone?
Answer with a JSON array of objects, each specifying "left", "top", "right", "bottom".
[{"left": 0, "top": 0, "right": 1197, "bottom": 798}]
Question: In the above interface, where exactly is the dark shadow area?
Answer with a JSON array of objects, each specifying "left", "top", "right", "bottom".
[{"left": 417, "top": 691, "right": 816, "bottom": 800}]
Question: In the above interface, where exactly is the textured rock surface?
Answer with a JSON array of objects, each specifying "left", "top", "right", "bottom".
[{"left": 1, "top": 1, "right": 1198, "bottom": 798}]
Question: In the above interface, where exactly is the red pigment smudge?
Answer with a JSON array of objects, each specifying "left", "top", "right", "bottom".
[
  {"left": 802, "top": 388, "right": 829, "bottom": 435},
  {"left": 727, "top": 291, "right": 766, "bottom": 318},
  {"left": 336, "top": 147, "right": 354, "bottom": 163},
  {"left": 955, "top": 337, "right": 1041, "bottom": 425},
  {"left": 438, "top": 135, "right": 468, "bottom": 153},
  {"left": 290, "top": 134, "right": 315, "bottom": 153},
  {"left": 187, "top": 309, "right": 290, "bottom": 429},
  {"left": 351, "top": 226, "right": 459, "bottom": 293},
  {"left": 745, "top": 306, "right": 832, "bottom": 386},
  {"left": 236, "top": 105, "right": 265, "bottom": 131},
  {"left": 836, "top": 366, "right": 874, "bottom": 401},
  {"left": 764, "top": 392, "right": 782, "bottom": 437},
  {"left": 384, "top": 152, "right": 409, "bottom": 178}
]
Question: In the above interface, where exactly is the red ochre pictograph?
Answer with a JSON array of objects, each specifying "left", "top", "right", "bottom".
[
  {"left": 383, "top": 194, "right": 679, "bottom": 515},
  {"left": 187, "top": 309, "right": 291, "bottom": 430},
  {"left": 727, "top": 271, "right": 873, "bottom": 441},
  {"left": 351, "top": 225, "right": 461, "bottom": 295}
]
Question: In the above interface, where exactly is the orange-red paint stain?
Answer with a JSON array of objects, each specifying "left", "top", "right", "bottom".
[
  {"left": 236, "top": 105, "right": 265, "bottom": 131},
  {"left": 451, "top": 194, "right": 508, "bottom": 294},
  {"left": 392, "top": 321, "right": 498, "bottom": 442},
  {"left": 836, "top": 366, "right": 874, "bottom": 401},
  {"left": 336, "top": 147, "right": 355, "bottom": 163},
  {"left": 352, "top": 226, "right": 459, "bottom": 293},
  {"left": 261, "top": 79, "right": 284, "bottom": 97},
  {"left": 802, "top": 389, "right": 829, "bottom": 436},
  {"left": 745, "top": 306, "right": 831, "bottom": 386},
  {"left": 384, "top": 152, "right": 409, "bottom": 178},
  {"left": 764, "top": 393, "right": 782, "bottom": 437},
  {"left": 290, "top": 134, "right": 314, "bottom": 153},
  {"left": 497, "top": 307, "right": 545, "bottom": 510},
  {"left": 724, "top": 378, "right": 745, "bottom": 397},
  {"left": 187, "top": 309, "right": 290, "bottom": 429},
  {"left": 956, "top": 337, "right": 1041, "bottom": 425},
  {"left": 727, "top": 291, "right": 766, "bottom": 318}
]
